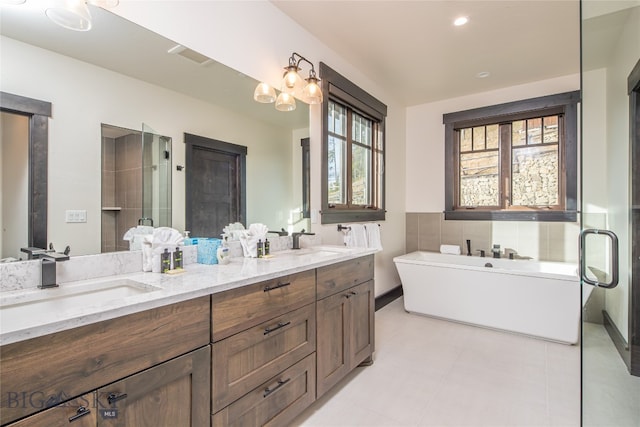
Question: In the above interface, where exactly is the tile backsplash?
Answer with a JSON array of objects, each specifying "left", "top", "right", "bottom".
[{"left": 406, "top": 212, "right": 582, "bottom": 263}]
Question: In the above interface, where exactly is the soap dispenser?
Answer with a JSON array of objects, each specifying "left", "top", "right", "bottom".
[{"left": 216, "top": 237, "right": 230, "bottom": 265}]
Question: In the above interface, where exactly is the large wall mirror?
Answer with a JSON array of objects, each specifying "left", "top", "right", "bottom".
[{"left": 0, "top": 4, "right": 310, "bottom": 258}]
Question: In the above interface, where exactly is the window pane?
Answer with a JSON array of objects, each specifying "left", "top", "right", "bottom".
[
  {"left": 352, "top": 144, "right": 371, "bottom": 205},
  {"left": 512, "top": 120, "right": 526, "bottom": 146},
  {"left": 486, "top": 124, "right": 499, "bottom": 149},
  {"left": 328, "top": 135, "right": 346, "bottom": 204},
  {"left": 543, "top": 116, "right": 559, "bottom": 143},
  {"left": 460, "top": 128, "right": 472, "bottom": 152},
  {"left": 511, "top": 145, "right": 558, "bottom": 206},
  {"left": 459, "top": 151, "right": 499, "bottom": 206},
  {"left": 527, "top": 118, "right": 542, "bottom": 145},
  {"left": 329, "top": 101, "right": 347, "bottom": 136},
  {"left": 353, "top": 113, "right": 372, "bottom": 146},
  {"left": 473, "top": 126, "right": 485, "bottom": 151}
]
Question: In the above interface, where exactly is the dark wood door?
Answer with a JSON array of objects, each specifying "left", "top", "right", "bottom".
[
  {"left": 185, "top": 133, "right": 246, "bottom": 238},
  {"left": 96, "top": 346, "right": 210, "bottom": 427}
]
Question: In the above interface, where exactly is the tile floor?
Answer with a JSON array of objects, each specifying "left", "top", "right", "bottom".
[
  {"left": 293, "top": 297, "right": 584, "bottom": 426},
  {"left": 582, "top": 323, "right": 640, "bottom": 427}
]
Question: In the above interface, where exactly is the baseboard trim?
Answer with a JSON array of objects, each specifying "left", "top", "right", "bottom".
[
  {"left": 602, "top": 309, "right": 631, "bottom": 371},
  {"left": 375, "top": 285, "right": 403, "bottom": 311}
]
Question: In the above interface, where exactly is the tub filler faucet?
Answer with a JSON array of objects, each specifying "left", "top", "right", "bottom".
[{"left": 491, "top": 244, "right": 501, "bottom": 258}]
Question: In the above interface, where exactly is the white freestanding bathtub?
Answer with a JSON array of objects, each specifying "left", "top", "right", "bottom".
[{"left": 393, "top": 251, "right": 582, "bottom": 344}]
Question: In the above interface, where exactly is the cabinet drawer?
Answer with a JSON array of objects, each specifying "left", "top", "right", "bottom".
[
  {"left": 212, "top": 354, "right": 316, "bottom": 427},
  {"left": 212, "top": 303, "right": 316, "bottom": 413},
  {"left": 212, "top": 269, "right": 316, "bottom": 341},
  {"left": 7, "top": 392, "right": 97, "bottom": 427},
  {"left": 0, "top": 297, "right": 210, "bottom": 425},
  {"left": 316, "top": 255, "right": 374, "bottom": 300}
]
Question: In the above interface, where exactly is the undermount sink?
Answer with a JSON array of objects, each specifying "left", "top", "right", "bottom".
[
  {"left": 0, "top": 279, "right": 161, "bottom": 334},
  {"left": 272, "top": 246, "right": 354, "bottom": 258}
]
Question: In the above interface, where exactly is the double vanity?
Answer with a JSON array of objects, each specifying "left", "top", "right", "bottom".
[{"left": 0, "top": 246, "right": 376, "bottom": 426}]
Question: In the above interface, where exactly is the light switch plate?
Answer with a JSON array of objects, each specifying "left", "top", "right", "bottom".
[{"left": 65, "top": 209, "right": 87, "bottom": 223}]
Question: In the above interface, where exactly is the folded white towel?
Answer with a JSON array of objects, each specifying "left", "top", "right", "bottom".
[
  {"left": 365, "top": 223, "right": 382, "bottom": 251},
  {"left": 440, "top": 244, "right": 461, "bottom": 255}
]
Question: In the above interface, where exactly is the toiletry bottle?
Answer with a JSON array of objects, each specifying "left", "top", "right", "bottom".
[
  {"left": 161, "top": 248, "right": 171, "bottom": 273},
  {"left": 257, "top": 239, "right": 264, "bottom": 258},
  {"left": 264, "top": 238, "right": 270, "bottom": 256},
  {"left": 217, "top": 237, "right": 230, "bottom": 265},
  {"left": 173, "top": 246, "right": 183, "bottom": 269}
]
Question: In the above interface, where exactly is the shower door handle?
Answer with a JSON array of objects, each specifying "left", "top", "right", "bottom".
[{"left": 579, "top": 228, "right": 619, "bottom": 289}]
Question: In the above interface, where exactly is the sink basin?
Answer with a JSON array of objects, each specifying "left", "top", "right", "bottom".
[{"left": 0, "top": 279, "right": 161, "bottom": 334}]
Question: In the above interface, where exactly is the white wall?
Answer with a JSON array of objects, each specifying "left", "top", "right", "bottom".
[
  {"left": 602, "top": 6, "right": 640, "bottom": 341},
  {"left": 1, "top": 36, "right": 298, "bottom": 255},
  {"left": 114, "top": 1, "right": 407, "bottom": 296},
  {"left": 0, "top": 112, "right": 29, "bottom": 259},
  {"left": 405, "top": 74, "right": 581, "bottom": 262}
]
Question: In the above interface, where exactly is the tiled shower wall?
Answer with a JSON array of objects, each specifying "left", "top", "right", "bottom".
[
  {"left": 101, "top": 134, "right": 143, "bottom": 252},
  {"left": 406, "top": 212, "right": 581, "bottom": 263}
]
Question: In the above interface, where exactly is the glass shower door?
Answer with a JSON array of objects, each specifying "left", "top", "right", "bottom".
[
  {"left": 141, "top": 123, "right": 172, "bottom": 228},
  {"left": 580, "top": 1, "right": 640, "bottom": 425}
]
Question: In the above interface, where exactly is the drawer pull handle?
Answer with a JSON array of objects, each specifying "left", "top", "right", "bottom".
[
  {"left": 264, "top": 282, "right": 291, "bottom": 292},
  {"left": 69, "top": 406, "right": 91, "bottom": 422},
  {"left": 344, "top": 291, "right": 357, "bottom": 299},
  {"left": 263, "top": 378, "right": 291, "bottom": 398},
  {"left": 264, "top": 321, "right": 291, "bottom": 335},
  {"left": 107, "top": 392, "right": 128, "bottom": 405}
]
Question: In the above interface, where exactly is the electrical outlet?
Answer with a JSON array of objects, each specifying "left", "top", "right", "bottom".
[{"left": 65, "top": 210, "right": 87, "bottom": 223}]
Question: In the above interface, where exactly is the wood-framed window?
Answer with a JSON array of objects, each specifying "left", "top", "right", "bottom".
[
  {"left": 320, "top": 63, "right": 387, "bottom": 224},
  {"left": 443, "top": 91, "right": 580, "bottom": 221}
]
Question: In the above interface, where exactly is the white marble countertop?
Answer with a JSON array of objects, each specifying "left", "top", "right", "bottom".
[{"left": 0, "top": 246, "right": 376, "bottom": 346}]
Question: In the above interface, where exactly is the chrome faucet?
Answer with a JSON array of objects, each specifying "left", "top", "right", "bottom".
[
  {"left": 268, "top": 228, "right": 289, "bottom": 237},
  {"left": 21, "top": 244, "right": 70, "bottom": 288},
  {"left": 292, "top": 229, "right": 315, "bottom": 249}
]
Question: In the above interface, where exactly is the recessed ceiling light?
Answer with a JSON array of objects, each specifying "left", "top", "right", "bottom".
[
  {"left": 476, "top": 71, "right": 490, "bottom": 78},
  {"left": 454, "top": 16, "right": 468, "bottom": 26}
]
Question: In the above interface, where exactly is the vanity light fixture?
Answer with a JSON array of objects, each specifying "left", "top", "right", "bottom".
[
  {"left": 253, "top": 82, "right": 277, "bottom": 104},
  {"left": 45, "top": 0, "right": 119, "bottom": 32},
  {"left": 253, "top": 52, "right": 323, "bottom": 112}
]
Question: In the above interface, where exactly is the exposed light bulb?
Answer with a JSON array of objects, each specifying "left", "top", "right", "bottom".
[{"left": 454, "top": 16, "right": 469, "bottom": 26}]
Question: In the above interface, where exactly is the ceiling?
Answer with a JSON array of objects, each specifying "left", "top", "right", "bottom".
[
  {"left": 0, "top": 3, "right": 309, "bottom": 130},
  {"left": 271, "top": 0, "right": 582, "bottom": 106}
]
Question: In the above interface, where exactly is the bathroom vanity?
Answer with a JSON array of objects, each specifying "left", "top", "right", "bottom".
[{"left": 0, "top": 248, "right": 375, "bottom": 426}]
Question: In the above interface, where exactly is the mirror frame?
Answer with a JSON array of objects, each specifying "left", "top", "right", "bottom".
[{"left": 0, "top": 91, "right": 50, "bottom": 249}]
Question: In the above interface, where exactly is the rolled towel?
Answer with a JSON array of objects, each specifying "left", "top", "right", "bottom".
[{"left": 440, "top": 244, "right": 461, "bottom": 255}]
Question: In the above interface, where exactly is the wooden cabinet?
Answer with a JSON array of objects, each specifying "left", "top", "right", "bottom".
[
  {"left": 7, "top": 393, "right": 97, "bottom": 427},
  {"left": 316, "top": 256, "right": 375, "bottom": 398},
  {"left": 212, "top": 354, "right": 316, "bottom": 427},
  {"left": 212, "top": 303, "right": 316, "bottom": 413},
  {"left": 96, "top": 346, "right": 210, "bottom": 427},
  {"left": 211, "top": 271, "right": 318, "bottom": 424},
  {"left": 212, "top": 269, "right": 316, "bottom": 341},
  {"left": 1, "top": 297, "right": 210, "bottom": 425}
]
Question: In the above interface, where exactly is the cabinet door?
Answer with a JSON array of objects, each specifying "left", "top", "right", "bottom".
[
  {"left": 316, "top": 289, "right": 350, "bottom": 398},
  {"left": 96, "top": 346, "right": 210, "bottom": 427},
  {"left": 7, "top": 393, "right": 96, "bottom": 427},
  {"left": 348, "top": 280, "right": 375, "bottom": 369}
]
